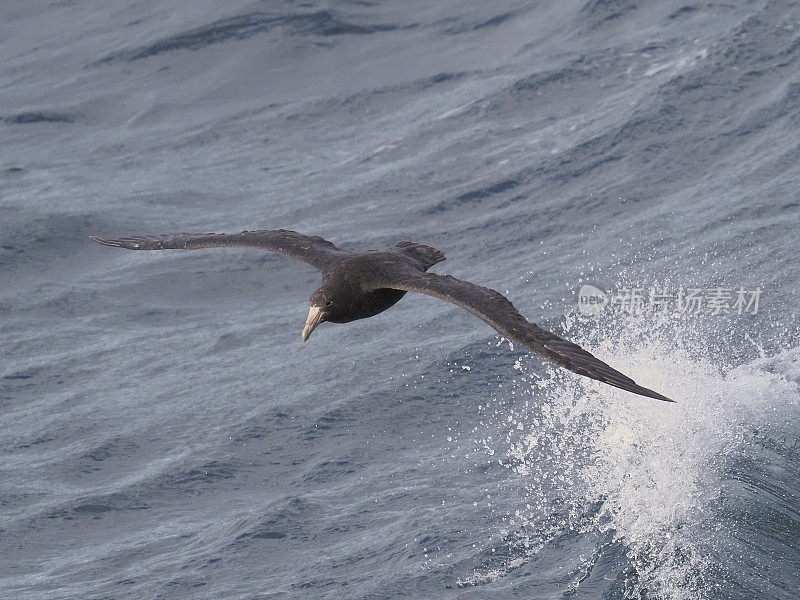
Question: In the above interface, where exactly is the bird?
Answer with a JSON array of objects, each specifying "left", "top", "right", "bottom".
[{"left": 90, "top": 229, "right": 673, "bottom": 403}]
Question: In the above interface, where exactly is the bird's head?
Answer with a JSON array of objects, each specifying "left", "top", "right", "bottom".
[{"left": 302, "top": 288, "right": 337, "bottom": 342}]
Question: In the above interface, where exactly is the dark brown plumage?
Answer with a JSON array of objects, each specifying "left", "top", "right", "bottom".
[{"left": 90, "top": 229, "right": 674, "bottom": 403}]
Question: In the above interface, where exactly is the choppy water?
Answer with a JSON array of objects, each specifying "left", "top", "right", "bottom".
[{"left": 2, "top": 1, "right": 799, "bottom": 598}]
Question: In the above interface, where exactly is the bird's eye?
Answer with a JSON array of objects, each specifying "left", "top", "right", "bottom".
[{"left": 325, "top": 300, "right": 333, "bottom": 306}]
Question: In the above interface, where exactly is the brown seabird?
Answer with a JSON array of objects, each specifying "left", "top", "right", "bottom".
[{"left": 90, "top": 229, "right": 673, "bottom": 402}]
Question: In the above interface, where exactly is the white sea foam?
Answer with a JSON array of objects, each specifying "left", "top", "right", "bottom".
[{"left": 463, "top": 315, "right": 800, "bottom": 597}]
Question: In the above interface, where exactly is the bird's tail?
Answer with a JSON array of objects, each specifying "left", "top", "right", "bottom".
[{"left": 395, "top": 241, "right": 447, "bottom": 270}]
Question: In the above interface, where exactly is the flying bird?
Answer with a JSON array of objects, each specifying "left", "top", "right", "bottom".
[{"left": 90, "top": 229, "right": 673, "bottom": 402}]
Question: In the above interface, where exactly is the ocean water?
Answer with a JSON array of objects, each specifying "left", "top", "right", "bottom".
[{"left": 2, "top": 1, "right": 799, "bottom": 598}]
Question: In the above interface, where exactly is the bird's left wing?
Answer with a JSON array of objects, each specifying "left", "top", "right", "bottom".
[
  {"left": 90, "top": 229, "right": 344, "bottom": 271},
  {"left": 377, "top": 269, "right": 673, "bottom": 403}
]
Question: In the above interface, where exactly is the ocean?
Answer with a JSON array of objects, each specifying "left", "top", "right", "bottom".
[{"left": 2, "top": 1, "right": 799, "bottom": 598}]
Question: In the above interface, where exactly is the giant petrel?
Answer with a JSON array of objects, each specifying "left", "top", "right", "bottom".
[{"left": 91, "top": 229, "right": 673, "bottom": 402}]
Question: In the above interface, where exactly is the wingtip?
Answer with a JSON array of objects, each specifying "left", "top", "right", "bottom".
[
  {"left": 654, "top": 393, "right": 676, "bottom": 403},
  {"left": 89, "top": 235, "right": 118, "bottom": 247},
  {"left": 605, "top": 379, "right": 675, "bottom": 403},
  {"left": 638, "top": 387, "right": 676, "bottom": 403}
]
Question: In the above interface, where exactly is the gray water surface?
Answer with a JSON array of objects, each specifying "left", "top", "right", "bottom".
[{"left": 2, "top": 1, "right": 799, "bottom": 598}]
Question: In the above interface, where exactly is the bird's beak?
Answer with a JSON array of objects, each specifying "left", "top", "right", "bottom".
[{"left": 301, "top": 305, "right": 324, "bottom": 342}]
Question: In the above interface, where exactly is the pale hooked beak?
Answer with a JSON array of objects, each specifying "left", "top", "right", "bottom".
[{"left": 301, "top": 305, "right": 324, "bottom": 342}]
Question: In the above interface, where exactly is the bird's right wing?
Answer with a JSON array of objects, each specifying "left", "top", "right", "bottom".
[
  {"left": 377, "top": 269, "right": 673, "bottom": 403},
  {"left": 90, "top": 229, "right": 345, "bottom": 271}
]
